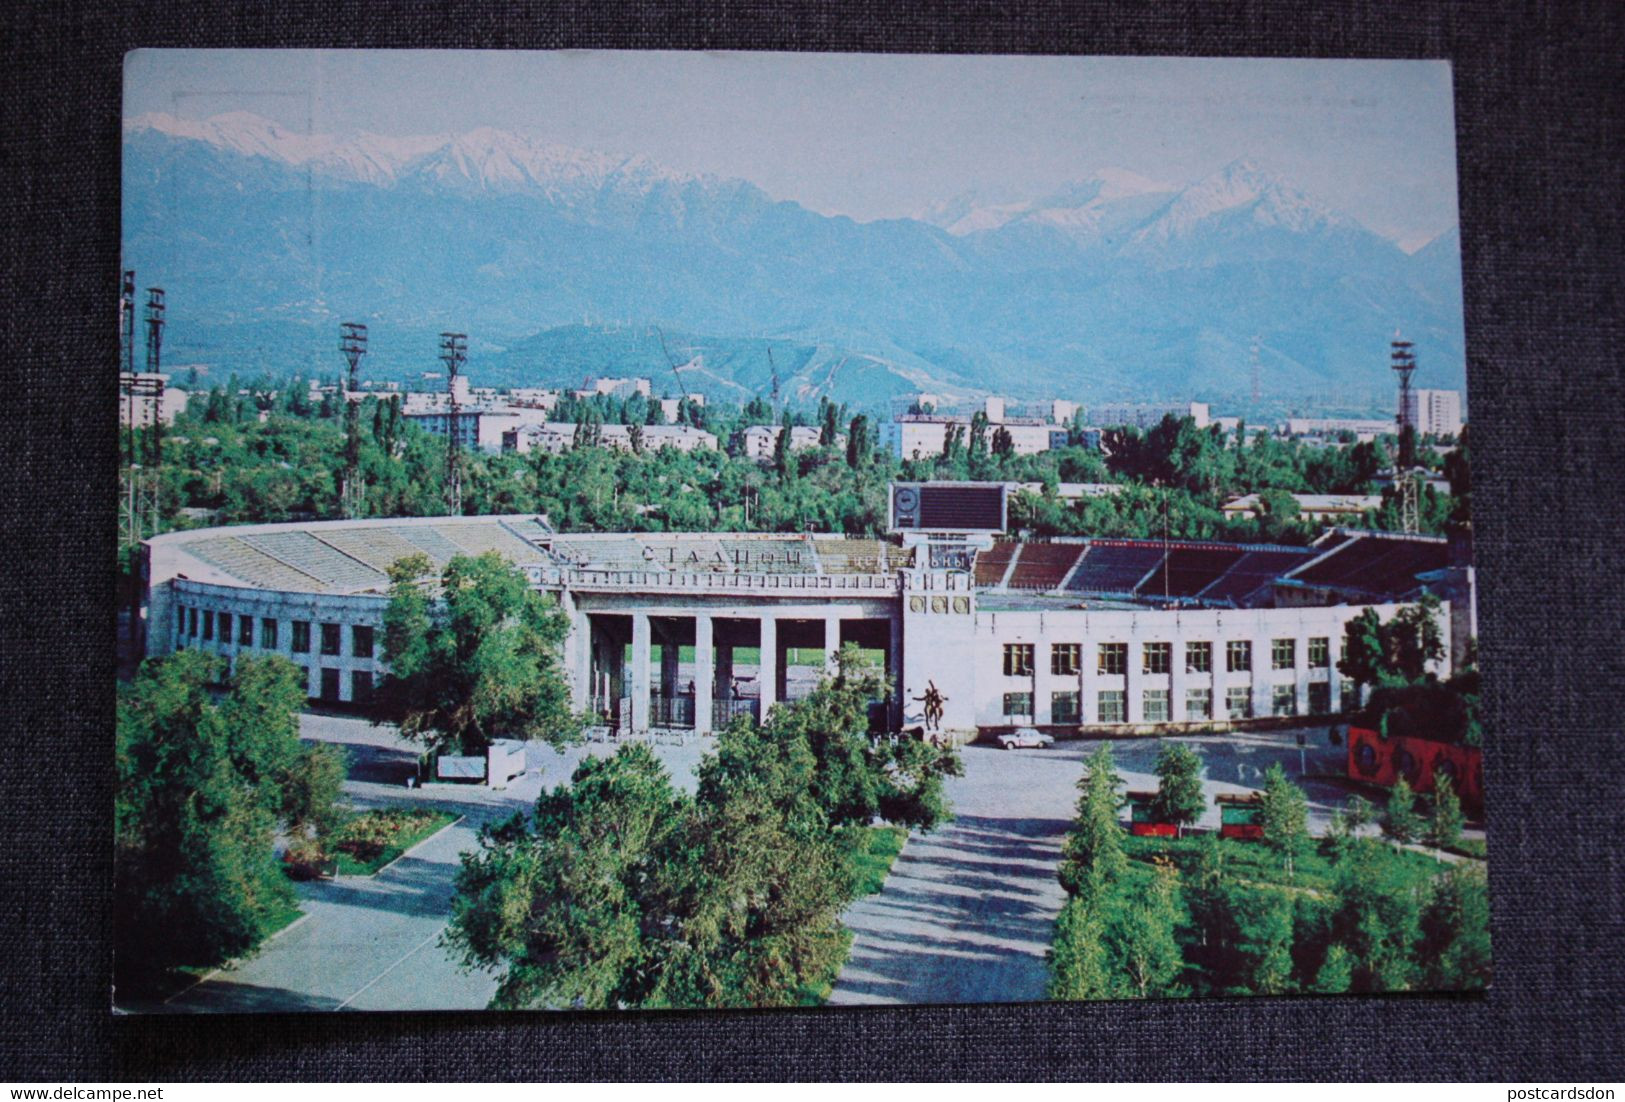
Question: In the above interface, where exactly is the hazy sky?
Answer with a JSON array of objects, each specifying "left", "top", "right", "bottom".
[{"left": 125, "top": 50, "right": 1460, "bottom": 246}]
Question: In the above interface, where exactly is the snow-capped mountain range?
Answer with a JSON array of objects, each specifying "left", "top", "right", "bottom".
[{"left": 121, "top": 112, "right": 1465, "bottom": 405}]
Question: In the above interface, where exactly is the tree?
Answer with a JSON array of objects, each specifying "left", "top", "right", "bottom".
[
  {"left": 1237, "top": 891, "right": 1297, "bottom": 995},
  {"left": 1382, "top": 777, "right": 1424, "bottom": 845},
  {"left": 1108, "top": 857, "right": 1186, "bottom": 998},
  {"left": 1313, "top": 944, "right": 1354, "bottom": 993},
  {"left": 1328, "top": 840, "right": 1423, "bottom": 992},
  {"left": 1049, "top": 891, "right": 1111, "bottom": 1000},
  {"left": 379, "top": 551, "right": 582, "bottom": 755},
  {"left": 1059, "top": 744, "right": 1126, "bottom": 893},
  {"left": 1150, "top": 742, "right": 1206, "bottom": 837},
  {"left": 115, "top": 651, "right": 324, "bottom": 992},
  {"left": 1339, "top": 596, "right": 1446, "bottom": 691},
  {"left": 1419, "top": 864, "right": 1491, "bottom": 990},
  {"left": 1259, "top": 763, "right": 1309, "bottom": 880},
  {"left": 1426, "top": 775, "right": 1465, "bottom": 853},
  {"left": 773, "top": 410, "right": 794, "bottom": 476},
  {"left": 448, "top": 743, "right": 690, "bottom": 1010},
  {"left": 762, "top": 645, "right": 962, "bottom": 832},
  {"left": 845, "top": 414, "right": 871, "bottom": 469},
  {"left": 627, "top": 421, "right": 645, "bottom": 455}
]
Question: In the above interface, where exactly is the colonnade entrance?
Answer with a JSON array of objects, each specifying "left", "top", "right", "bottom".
[{"left": 580, "top": 609, "right": 898, "bottom": 734}]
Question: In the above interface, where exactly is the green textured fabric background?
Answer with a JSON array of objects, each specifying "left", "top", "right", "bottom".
[{"left": 1, "top": 0, "right": 1620, "bottom": 1082}]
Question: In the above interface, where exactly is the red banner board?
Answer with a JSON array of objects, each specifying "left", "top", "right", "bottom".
[{"left": 1346, "top": 726, "right": 1484, "bottom": 812}]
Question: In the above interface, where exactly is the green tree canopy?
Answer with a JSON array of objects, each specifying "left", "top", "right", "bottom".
[
  {"left": 1150, "top": 742, "right": 1207, "bottom": 837},
  {"left": 379, "top": 551, "right": 582, "bottom": 755},
  {"left": 116, "top": 651, "right": 335, "bottom": 992},
  {"left": 1259, "top": 762, "right": 1310, "bottom": 880}
]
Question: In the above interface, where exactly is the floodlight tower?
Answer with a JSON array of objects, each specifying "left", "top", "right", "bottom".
[
  {"left": 1391, "top": 333, "right": 1422, "bottom": 533},
  {"left": 339, "top": 322, "right": 369, "bottom": 518},
  {"left": 1391, "top": 333, "right": 1417, "bottom": 436},
  {"left": 120, "top": 271, "right": 137, "bottom": 464},
  {"left": 440, "top": 331, "right": 468, "bottom": 515}
]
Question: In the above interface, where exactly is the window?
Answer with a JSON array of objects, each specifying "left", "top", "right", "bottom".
[
  {"left": 1186, "top": 641, "right": 1212, "bottom": 673},
  {"left": 1003, "top": 692, "right": 1033, "bottom": 718},
  {"left": 352, "top": 625, "right": 375, "bottom": 659},
  {"left": 1185, "top": 687, "right": 1212, "bottom": 720},
  {"left": 1003, "top": 643, "right": 1034, "bottom": 677},
  {"left": 202, "top": 611, "right": 214, "bottom": 641},
  {"left": 320, "top": 668, "right": 340, "bottom": 701},
  {"left": 291, "top": 620, "right": 311, "bottom": 653},
  {"left": 1272, "top": 638, "right": 1296, "bottom": 670},
  {"left": 1098, "top": 642, "right": 1127, "bottom": 676},
  {"left": 1143, "top": 642, "right": 1171, "bottom": 674},
  {"left": 218, "top": 613, "right": 232, "bottom": 643},
  {"left": 1143, "top": 688, "right": 1170, "bottom": 723},
  {"left": 1309, "top": 682, "right": 1331, "bottom": 715},
  {"left": 261, "top": 618, "right": 278, "bottom": 649},
  {"left": 1341, "top": 679, "right": 1360, "bottom": 713},
  {"left": 188, "top": 607, "right": 198, "bottom": 637},
  {"left": 1051, "top": 691, "right": 1081, "bottom": 724},
  {"left": 177, "top": 606, "right": 186, "bottom": 635},
  {"left": 351, "top": 670, "right": 374, "bottom": 705},
  {"left": 1226, "top": 686, "right": 1252, "bottom": 719},
  {"left": 1226, "top": 640, "right": 1251, "bottom": 672},
  {"left": 1097, "top": 690, "right": 1126, "bottom": 724},
  {"left": 1309, "top": 636, "right": 1330, "bottom": 669},
  {"left": 320, "top": 623, "right": 341, "bottom": 657},
  {"left": 1051, "top": 643, "right": 1081, "bottom": 676},
  {"left": 1272, "top": 684, "right": 1297, "bottom": 716},
  {"left": 239, "top": 615, "right": 254, "bottom": 646}
]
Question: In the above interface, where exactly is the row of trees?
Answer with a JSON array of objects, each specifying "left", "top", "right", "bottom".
[
  {"left": 126, "top": 387, "right": 1466, "bottom": 557},
  {"left": 115, "top": 651, "right": 347, "bottom": 994},
  {"left": 445, "top": 647, "right": 963, "bottom": 1009},
  {"left": 1048, "top": 744, "right": 1489, "bottom": 1001}
]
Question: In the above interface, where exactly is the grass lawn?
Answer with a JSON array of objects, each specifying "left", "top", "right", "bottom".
[
  {"left": 1442, "top": 837, "right": 1488, "bottom": 860},
  {"left": 849, "top": 825, "right": 910, "bottom": 897},
  {"left": 330, "top": 807, "right": 459, "bottom": 877},
  {"left": 796, "top": 825, "right": 910, "bottom": 1006},
  {"left": 1121, "top": 832, "right": 1449, "bottom": 894}
]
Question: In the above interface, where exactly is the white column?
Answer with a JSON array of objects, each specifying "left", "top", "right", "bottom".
[
  {"left": 1081, "top": 630, "right": 1100, "bottom": 724},
  {"left": 1250, "top": 634, "right": 1271, "bottom": 720},
  {"left": 1171, "top": 636, "right": 1189, "bottom": 723},
  {"left": 1034, "top": 641, "right": 1054, "bottom": 725},
  {"left": 572, "top": 609, "right": 592, "bottom": 712},
  {"left": 824, "top": 613, "right": 842, "bottom": 675},
  {"left": 631, "top": 612, "right": 651, "bottom": 732},
  {"left": 1295, "top": 633, "right": 1313, "bottom": 717},
  {"left": 694, "top": 614, "right": 714, "bottom": 734},
  {"left": 758, "top": 614, "right": 777, "bottom": 716},
  {"left": 888, "top": 610, "right": 904, "bottom": 729},
  {"left": 1126, "top": 638, "right": 1145, "bottom": 724}
]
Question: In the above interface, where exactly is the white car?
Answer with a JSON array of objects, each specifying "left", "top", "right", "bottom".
[{"left": 996, "top": 727, "right": 1055, "bottom": 750}]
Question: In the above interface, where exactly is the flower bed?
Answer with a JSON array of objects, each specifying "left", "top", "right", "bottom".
[{"left": 329, "top": 808, "right": 459, "bottom": 877}]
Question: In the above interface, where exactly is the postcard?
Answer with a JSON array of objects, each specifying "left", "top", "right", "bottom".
[{"left": 116, "top": 50, "right": 1484, "bottom": 1012}]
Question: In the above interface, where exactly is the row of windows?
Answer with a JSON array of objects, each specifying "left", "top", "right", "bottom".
[
  {"left": 1001, "top": 680, "right": 1356, "bottom": 723},
  {"left": 1004, "top": 637, "right": 1339, "bottom": 677},
  {"left": 176, "top": 606, "right": 374, "bottom": 658}
]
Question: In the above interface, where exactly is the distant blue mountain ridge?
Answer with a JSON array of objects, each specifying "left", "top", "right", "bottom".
[{"left": 120, "top": 113, "right": 1466, "bottom": 410}]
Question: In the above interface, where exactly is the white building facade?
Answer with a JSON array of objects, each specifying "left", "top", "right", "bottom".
[{"left": 140, "top": 509, "right": 1459, "bottom": 737}]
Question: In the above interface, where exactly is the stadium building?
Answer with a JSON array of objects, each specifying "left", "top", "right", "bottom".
[{"left": 139, "top": 484, "right": 1470, "bottom": 738}]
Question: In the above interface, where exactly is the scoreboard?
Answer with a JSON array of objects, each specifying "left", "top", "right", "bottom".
[{"left": 890, "top": 482, "right": 1008, "bottom": 534}]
